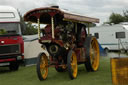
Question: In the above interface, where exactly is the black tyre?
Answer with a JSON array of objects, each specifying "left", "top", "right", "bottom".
[
  {"left": 36, "top": 53, "right": 48, "bottom": 81},
  {"left": 67, "top": 50, "right": 78, "bottom": 79},
  {"left": 9, "top": 61, "right": 19, "bottom": 71},
  {"left": 84, "top": 36, "right": 100, "bottom": 72}
]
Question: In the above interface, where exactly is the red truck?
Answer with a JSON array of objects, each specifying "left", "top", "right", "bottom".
[{"left": 0, "top": 6, "right": 24, "bottom": 70}]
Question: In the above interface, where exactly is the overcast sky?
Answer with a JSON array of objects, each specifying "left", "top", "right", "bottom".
[{"left": 0, "top": 0, "right": 128, "bottom": 25}]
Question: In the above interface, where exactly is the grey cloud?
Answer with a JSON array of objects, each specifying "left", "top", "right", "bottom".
[{"left": 0, "top": 0, "right": 127, "bottom": 24}]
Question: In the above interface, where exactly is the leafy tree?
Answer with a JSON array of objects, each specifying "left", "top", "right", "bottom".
[
  {"left": 23, "top": 22, "right": 38, "bottom": 35},
  {"left": 19, "top": 13, "right": 26, "bottom": 34},
  {"left": 18, "top": 13, "right": 38, "bottom": 35},
  {"left": 123, "top": 10, "right": 128, "bottom": 21},
  {"left": 109, "top": 13, "right": 124, "bottom": 24}
]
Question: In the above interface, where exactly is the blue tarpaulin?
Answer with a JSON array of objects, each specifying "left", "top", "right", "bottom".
[{"left": 99, "top": 43, "right": 106, "bottom": 56}]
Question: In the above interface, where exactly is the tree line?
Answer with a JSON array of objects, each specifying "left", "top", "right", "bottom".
[
  {"left": 104, "top": 10, "right": 128, "bottom": 24},
  {"left": 20, "top": 14, "right": 38, "bottom": 35}
]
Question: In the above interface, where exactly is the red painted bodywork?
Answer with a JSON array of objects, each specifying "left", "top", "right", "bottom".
[
  {"left": 0, "top": 58, "right": 16, "bottom": 62},
  {"left": 0, "top": 35, "right": 24, "bottom": 63},
  {"left": 39, "top": 23, "right": 87, "bottom": 63}
]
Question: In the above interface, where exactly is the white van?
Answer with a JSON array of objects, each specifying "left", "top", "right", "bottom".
[{"left": 90, "top": 24, "right": 128, "bottom": 52}]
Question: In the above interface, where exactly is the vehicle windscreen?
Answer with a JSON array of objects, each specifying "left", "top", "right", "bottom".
[{"left": 0, "top": 23, "right": 21, "bottom": 36}]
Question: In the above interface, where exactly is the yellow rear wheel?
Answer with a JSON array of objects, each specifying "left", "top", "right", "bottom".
[
  {"left": 67, "top": 50, "right": 78, "bottom": 79},
  {"left": 85, "top": 37, "right": 100, "bottom": 71},
  {"left": 37, "top": 53, "right": 48, "bottom": 80}
]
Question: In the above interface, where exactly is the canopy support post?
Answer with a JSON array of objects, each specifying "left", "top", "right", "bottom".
[
  {"left": 37, "top": 18, "right": 41, "bottom": 39},
  {"left": 75, "top": 23, "right": 77, "bottom": 33},
  {"left": 51, "top": 17, "right": 55, "bottom": 39},
  {"left": 88, "top": 23, "right": 90, "bottom": 36}
]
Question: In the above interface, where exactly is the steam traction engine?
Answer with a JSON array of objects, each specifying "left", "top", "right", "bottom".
[{"left": 24, "top": 6, "right": 100, "bottom": 80}]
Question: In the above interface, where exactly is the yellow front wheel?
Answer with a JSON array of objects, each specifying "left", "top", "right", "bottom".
[
  {"left": 36, "top": 53, "right": 48, "bottom": 80},
  {"left": 67, "top": 50, "right": 78, "bottom": 79}
]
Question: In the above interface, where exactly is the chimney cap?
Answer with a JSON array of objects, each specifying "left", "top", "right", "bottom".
[{"left": 51, "top": 6, "right": 59, "bottom": 8}]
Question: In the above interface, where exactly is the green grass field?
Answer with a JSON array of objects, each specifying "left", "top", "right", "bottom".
[{"left": 0, "top": 57, "right": 112, "bottom": 85}]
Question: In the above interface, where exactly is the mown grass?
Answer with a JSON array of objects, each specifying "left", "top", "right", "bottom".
[{"left": 0, "top": 57, "right": 112, "bottom": 85}]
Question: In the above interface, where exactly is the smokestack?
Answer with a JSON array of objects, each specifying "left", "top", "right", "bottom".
[{"left": 51, "top": 5, "right": 59, "bottom": 8}]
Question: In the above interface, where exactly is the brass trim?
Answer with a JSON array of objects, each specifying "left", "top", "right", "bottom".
[
  {"left": 51, "top": 17, "right": 55, "bottom": 39},
  {"left": 37, "top": 18, "right": 41, "bottom": 39},
  {"left": 41, "top": 40, "right": 51, "bottom": 43}
]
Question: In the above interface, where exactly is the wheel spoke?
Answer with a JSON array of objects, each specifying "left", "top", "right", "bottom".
[
  {"left": 40, "top": 64, "right": 44, "bottom": 69},
  {"left": 91, "top": 40, "right": 95, "bottom": 47},
  {"left": 40, "top": 68, "right": 45, "bottom": 73},
  {"left": 71, "top": 62, "right": 75, "bottom": 66}
]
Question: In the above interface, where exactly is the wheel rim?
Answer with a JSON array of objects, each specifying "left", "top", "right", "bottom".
[
  {"left": 90, "top": 38, "right": 99, "bottom": 71},
  {"left": 71, "top": 52, "right": 77, "bottom": 78},
  {"left": 40, "top": 54, "right": 48, "bottom": 79}
]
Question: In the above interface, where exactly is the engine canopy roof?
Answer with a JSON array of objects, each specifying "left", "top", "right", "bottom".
[{"left": 24, "top": 7, "right": 99, "bottom": 24}]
